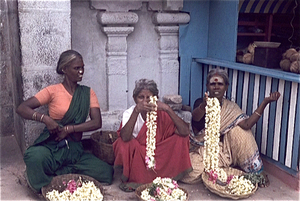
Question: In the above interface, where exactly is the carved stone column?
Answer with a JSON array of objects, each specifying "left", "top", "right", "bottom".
[
  {"left": 97, "top": 12, "right": 138, "bottom": 110},
  {"left": 152, "top": 13, "right": 190, "bottom": 97}
]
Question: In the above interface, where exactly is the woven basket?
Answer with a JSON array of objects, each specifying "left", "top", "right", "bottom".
[
  {"left": 135, "top": 183, "right": 189, "bottom": 201},
  {"left": 91, "top": 131, "right": 118, "bottom": 165},
  {"left": 202, "top": 167, "right": 258, "bottom": 200},
  {"left": 41, "top": 174, "right": 104, "bottom": 201}
]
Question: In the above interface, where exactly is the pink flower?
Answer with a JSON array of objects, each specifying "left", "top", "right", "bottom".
[
  {"left": 167, "top": 188, "right": 172, "bottom": 195},
  {"left": 145, "top": 156, "right": 150, "bottom": 163},
  {"left": 66, "top": 180, "right": 77, "bottom": 194},
  {"left": 173, "top": 180, "right": 179, "bottom": 188},
  {"left": 156, "top": 187, "right": 161, "bottom": 195},
  {"left": 208, "top": 170, "right": 218, "bottom": 184},
  {"left": 227, "top": 175, "right": 234, "bottom": 184}
]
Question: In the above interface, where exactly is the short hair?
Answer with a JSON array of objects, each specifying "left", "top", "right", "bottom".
[
  {"left": 206, "top": 68, "right": 229, "bottom": 86},
  {"left": 133, "top": 79, "right": 159, "bottom": 99},
  {"left": 56, "top": 50, "right": 83, "bottom": 74}
]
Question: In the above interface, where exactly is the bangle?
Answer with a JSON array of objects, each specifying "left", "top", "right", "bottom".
[
  {"left": 32, "top": 112, "right": 37, "bottom": 121},
  {"left": 40, "top": 114, "right": 45, "bottom": 122},
  {"left": 65, "top": 126, "right": 69, "bottom": 134},
  {"left": 254, "top": 111, "right": 261, "bottom": 117}
]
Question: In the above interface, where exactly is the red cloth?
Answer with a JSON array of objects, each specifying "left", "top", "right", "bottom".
[{"left": 113, "top": 110, "right": 192, "bottom": 184}]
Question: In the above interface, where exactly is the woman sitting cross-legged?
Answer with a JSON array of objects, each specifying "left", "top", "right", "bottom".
[
  {"left": 113, "top": 78, "right": 192, "bottom": 192},
  {"left": 16, "top": 50, "right": 114, "bottom": 193},
  {"left": 180, "top": 68, "right": 280, "bottom": 187}
]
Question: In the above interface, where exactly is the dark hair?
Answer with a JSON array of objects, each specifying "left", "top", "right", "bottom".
[
  {"left": 133, "top": 79, "right": 159, "bottom": 99},
  {"left": 56, "top": 50, "right": 83, "bottom": 74},
  {"left": 206, "top": 68, "right": 229, "bottom": 86}
]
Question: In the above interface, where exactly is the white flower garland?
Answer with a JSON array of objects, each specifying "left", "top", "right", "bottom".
[
  {"left": 141, "top": 177, "right": 187, "bottom": 201},
  {"left": 145, "top": 96, "right": 158, "bottom": 170},
  {"left": 203, "top": 97, "right": 221, "bottom": 172},
  {"left": 46, "top": 180, "right": 103, "bottom": 201},
  {"left": 226, "top": 175, "right": 255, "bottom": 195}
]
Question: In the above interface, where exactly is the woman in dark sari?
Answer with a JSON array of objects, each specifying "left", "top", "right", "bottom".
[{"left": 16, "top": 50, "right": 113, "bottom": 193}]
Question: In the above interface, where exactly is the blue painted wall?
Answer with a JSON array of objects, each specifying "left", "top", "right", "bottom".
[
  {"left": 207, "top": 1, "right": 239, "bottom": 61},
  {"left": 179, "top": 0, "right": 239, "bottom": 105}
]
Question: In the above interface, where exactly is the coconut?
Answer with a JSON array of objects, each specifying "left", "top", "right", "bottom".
[
  {"left": 280, "top": 59, "right": 291, "bottom": 72},
  {"left": 290, "top": 61, "right": 300, "bottom": 74},
  {"left": 290, "top": 52, "right": 300, "bottom": 62},
  {"left": 285, "top": 48, "right": 298, "bottom": 59}
]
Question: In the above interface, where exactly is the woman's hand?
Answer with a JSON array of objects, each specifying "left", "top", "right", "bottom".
[
  {"left": 156, "top": 101, "right": 169, "bottom": 112},
  {"left": 43, "top": 115, "right": 60, "bottom": 135},
  {"left": 55, "top": 126, "right": 68, "bottom": 141},
  {"left": 265, "top": 92, "right": 281, "bottom": 104},
  {"left": 135, "top": 101, "right": 156, "bottom": 113}
]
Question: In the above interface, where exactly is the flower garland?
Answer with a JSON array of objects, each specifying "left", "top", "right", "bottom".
[
  {"left": 203, "top": 97, "right": 221, "bottom": 173},
  {"left": 46, "top": 178, "right": 103, "bottom": 201},
  {"left": 140, "top": 177, "right": 187, "bottom": 201},
  {"left": 145, "top": 96, "right": 158, "bottom": 170},
  {"left": 204, "top": 97, "right": 255, "bottom": 195}
]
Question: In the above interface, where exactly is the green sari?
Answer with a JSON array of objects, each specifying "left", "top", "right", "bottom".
[{"left": 24, "top": 85, "right": 113, "bottom": 192}]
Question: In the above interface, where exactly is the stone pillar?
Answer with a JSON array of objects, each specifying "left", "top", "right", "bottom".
[
  {"left": 97, "top": 12, "right": 138, "bottom": 110},
  {"left": 152, "top": 13, "right": 190, "bottom": 98},
  {"left": 18, "top": 0, "right": 71, "bottom": 147}
]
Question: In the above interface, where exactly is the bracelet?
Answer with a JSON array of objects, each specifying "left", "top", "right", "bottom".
[
  {"left": 32, "top": 112, "right": 37, "bottom": 121},
  {"left": 65, "top": 126, "right": 69, "bottom": 134},
  {"left": 40, "top": 114, "right": 45, "bottom": 122},
  {"left": 254, "top": 111, "right": 261, "bottom": 117}
]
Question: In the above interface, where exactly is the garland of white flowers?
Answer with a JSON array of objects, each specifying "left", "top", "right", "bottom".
[
  {"left": 46, "top": 180, "right": 103, "bottom": 201},
  {"left": 203, "top": 97, "right": 221, "bottom": 172},
  {"left": 145, "top": 96, "right": 158, "bottom": 170},
  {"left": 140, "top": 177, "right": 187, "bottom": 201}
]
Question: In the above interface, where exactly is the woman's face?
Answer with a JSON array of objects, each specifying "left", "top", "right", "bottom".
[
  {"left": 64, "top": 57, "right": 84, "bottom": 83},
  {"left": 134, "top": 89, "right": 153, "bottom": 105},
  {"left": 207, "top": 75, "right": 228, "bottom": 99}
]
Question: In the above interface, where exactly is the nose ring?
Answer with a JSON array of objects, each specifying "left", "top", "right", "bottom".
[{"left": 79, "top": 70, "right": 83, "bottom": 73}]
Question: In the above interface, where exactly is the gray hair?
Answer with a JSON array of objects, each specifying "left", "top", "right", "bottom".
[
  {"left": 206, "top": 68, "right": 229, "bottom": 86},
  {"left": 133, "top": 79, "right": 159, "bottom": 99},
  {"left": 56, "top": 50, "right": 83, "bottom": 74}
]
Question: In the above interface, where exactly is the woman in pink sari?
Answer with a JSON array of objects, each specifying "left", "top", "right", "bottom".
[{"left": 113, "top": 79, "right": 192, "bottom": 191}]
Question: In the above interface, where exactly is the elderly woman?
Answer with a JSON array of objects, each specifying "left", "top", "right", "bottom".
[
  {"left": 16, "top": 50, "right": 113, "bottom": 193},
  {"left": 181, "top": 68, "right": 280, "bottom": 187},
  {"left": 113, "top": 79, "right": 192, "bottom": 191}
]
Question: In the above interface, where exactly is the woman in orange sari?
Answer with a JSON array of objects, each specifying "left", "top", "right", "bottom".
[{"left": 113, "top": 79, "right": 192, "bottom": 191}]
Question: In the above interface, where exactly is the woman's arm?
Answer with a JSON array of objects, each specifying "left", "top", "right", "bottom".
[
  {"left": 56, "top": 107, "right": 102, "bottom": 141},
  {"left": 16, "top": 97, "right": 61, "bottom": 134},
  {"left": 238, "top": 92, "right": 281, "bottom": 130},
  {"left": 157, "top": 101, "right": 190, "bottom": 137},
  {"left": 119, "top": 107, "right": 140, "bottom": 142}
]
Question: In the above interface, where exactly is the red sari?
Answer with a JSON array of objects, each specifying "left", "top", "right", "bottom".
[{"left": 113, "top": 110, "right": 192, "bottom": 185}]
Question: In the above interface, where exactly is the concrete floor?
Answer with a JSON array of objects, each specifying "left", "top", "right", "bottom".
[{"left": 1, "top": 135, "right": 299, "bottom": 201}]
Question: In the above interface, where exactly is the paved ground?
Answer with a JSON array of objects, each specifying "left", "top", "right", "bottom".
[{"left": 1, "top": 135, "right": 299, "bottom": 200}]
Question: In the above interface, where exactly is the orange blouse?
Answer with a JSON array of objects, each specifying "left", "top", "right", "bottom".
[{"left": 35, "top": 83, "right": 100, "bottom": 120}]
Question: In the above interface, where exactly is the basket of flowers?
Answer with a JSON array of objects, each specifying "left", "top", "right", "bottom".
[
  {"left": 41, "top": 174, "right": 104, "bottom": 201},
  {"left": 91, "top": 130, "right": 118, "bottom": 165},
  {"left": 202, "top": 167, "right": 258, "bottom": 200},
  {"left": 135, "top": 177, "right": 188, "bottom": 201}
]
